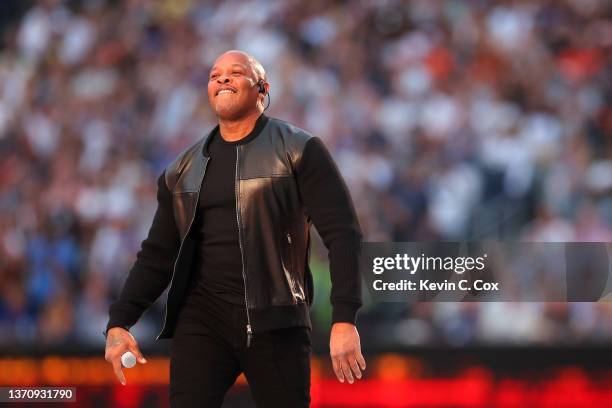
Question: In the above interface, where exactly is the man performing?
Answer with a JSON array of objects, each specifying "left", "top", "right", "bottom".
[{"left": 104, "top": 50, "right": 366, "bottom": 407}]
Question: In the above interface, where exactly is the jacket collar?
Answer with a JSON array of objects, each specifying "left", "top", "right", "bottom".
[
  {"left": 201, "top": 113, "right": 268, "bottom": 157},
  {"left": 201, "top": 124, "right": 219, "bottom": 158}
]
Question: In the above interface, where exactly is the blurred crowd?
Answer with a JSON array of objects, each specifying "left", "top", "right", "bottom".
[{"left": 0, "top": 0, "right": 611, "bottom": 350}]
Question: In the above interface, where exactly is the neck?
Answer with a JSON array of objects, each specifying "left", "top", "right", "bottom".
[{"left": 218, "top": 109, "right": 263, "bottom": 142}]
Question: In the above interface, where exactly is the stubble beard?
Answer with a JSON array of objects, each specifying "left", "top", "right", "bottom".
[{"left": 214, "top": 98, "right": 247, "bottom": 120}]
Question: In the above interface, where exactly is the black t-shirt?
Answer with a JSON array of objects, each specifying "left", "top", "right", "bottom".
[{"left": 190, "top": 114, "right": 270, "bottom": 305}]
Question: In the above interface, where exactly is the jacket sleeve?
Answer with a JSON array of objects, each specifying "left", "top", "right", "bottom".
[
  {"left": 295, "top": 136, "right": 363, "bottom": 325},
  {"left": 104, "top": 169, "right": 181, "bottom": 336}
]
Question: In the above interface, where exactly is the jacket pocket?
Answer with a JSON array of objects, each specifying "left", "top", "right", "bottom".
[{"left": 281, "top": 228, "right": 304, "bottom": 304}]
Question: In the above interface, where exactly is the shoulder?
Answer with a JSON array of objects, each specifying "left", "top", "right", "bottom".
[
  {"left": 164, "top": 137, "right": 206, "bottom": 191},
  {"left": 268, "top": 118, "right": 332, "bottom": 164},
  {"left": 264, "top": 117, "right": 317, "bottom": 172},
  {"left": 266, "top": 116, "right": 314, "bottom": 149}
]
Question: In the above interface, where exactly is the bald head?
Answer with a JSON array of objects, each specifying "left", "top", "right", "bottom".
[{"left": 213, "top": 50, "right": 266, "bottom": 83}]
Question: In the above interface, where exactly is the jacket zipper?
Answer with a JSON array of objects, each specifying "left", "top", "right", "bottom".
[
  {"left": 156, "top": 159, "right": 209, "bottom": 340},
  {"left": 235, "top": 146, "right": 253, "bottom": 347}
]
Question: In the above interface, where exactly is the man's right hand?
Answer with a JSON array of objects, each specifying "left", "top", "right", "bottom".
[{"left": 104, "top": 327, "right": 147, "bottom": 385}]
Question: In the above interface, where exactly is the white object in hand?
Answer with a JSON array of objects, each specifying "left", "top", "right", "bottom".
[{"left": 121, "top": 351, "right": 137, "bottom": 368}]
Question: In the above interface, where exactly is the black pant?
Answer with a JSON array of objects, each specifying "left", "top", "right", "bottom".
[{"left": 169, "top": 290, "right": 312, "bottom": 407}]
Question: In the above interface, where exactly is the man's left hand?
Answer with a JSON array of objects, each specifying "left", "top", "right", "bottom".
[{"left": 329, "top": 322, "right": 366, "bottom": 384}]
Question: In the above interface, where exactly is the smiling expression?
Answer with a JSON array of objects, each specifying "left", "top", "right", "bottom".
[{"left": 207, "top": 51, "right": 265, "bottom": 120}]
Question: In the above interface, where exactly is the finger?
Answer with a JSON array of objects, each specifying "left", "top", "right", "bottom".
[
  {"left": 340, "top": 358, "right": 354, "bottom": 384},
  {"left": 128, "top": 343, "right": 147, "bottom": 364},
  {"left": 112, "top": 359, "right": 126, "bottom": 385},
  {"left": 331, "top": 357, "right": 344, "bottom": 383},
  {"left": 348, "top": 356, "right": 362, "bottom": 380},
  {"left": 357, "top": 351, "right": 366, "bottom": 371}
]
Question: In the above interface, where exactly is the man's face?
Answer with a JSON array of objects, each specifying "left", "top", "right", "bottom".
[{"left": 207, "top": 52, "right": 260, "bottom": 120}]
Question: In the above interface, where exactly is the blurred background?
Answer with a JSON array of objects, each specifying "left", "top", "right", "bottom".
[{"left": 0, "top": 0, "right": 611, "bottom": 406}]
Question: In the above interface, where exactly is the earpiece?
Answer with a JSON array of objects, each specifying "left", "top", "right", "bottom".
[{"left": 257, "top": 79, "right": 270, "bottom": 111}]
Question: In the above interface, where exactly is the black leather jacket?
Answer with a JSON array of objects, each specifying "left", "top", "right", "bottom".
[{"left": 106, "top": 114, "right": 362, "bottom": 340}]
